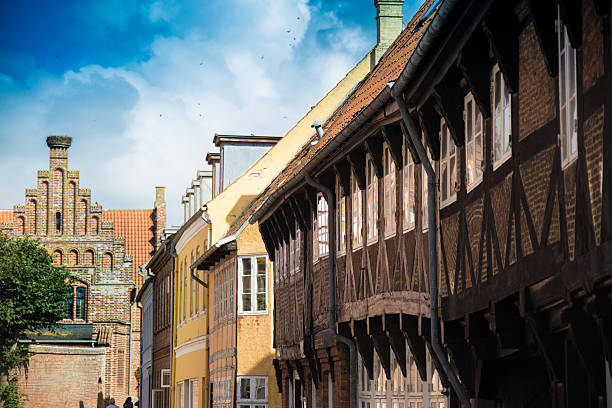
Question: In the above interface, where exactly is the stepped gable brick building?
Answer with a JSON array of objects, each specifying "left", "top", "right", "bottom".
[{"left": 1, "top": 136, "right": 165, "bottom": 408}]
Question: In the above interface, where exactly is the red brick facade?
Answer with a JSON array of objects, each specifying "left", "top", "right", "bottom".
[{"left": 2, "top": 137, "right": 165, "bottom": 408}]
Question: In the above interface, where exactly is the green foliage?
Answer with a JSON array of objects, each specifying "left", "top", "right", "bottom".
[{"left": 0, "top": 234, "right": 71, "bottom": 407}]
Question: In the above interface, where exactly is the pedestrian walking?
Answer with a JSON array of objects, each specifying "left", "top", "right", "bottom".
[
  {"left": 106, "top": 398, "right": 119, "bottom": 408},
  {"left": 123, "top": 397, "right": 133, "bottom": 408}
]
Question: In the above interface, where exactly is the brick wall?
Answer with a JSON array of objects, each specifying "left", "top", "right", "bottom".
[{"left": 16, "top": 345, "right": 106, "bottom": 408}]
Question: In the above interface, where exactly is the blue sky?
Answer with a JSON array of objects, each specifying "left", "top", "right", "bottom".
[{"left": 0, "top": 0, "right": 423, "bottom": 226}]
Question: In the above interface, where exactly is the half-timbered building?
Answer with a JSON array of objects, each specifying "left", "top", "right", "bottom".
[{"left": 252, "top": 0, "right": 612, "bottom": 406}]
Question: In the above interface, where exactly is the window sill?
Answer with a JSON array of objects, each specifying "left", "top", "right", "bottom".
[
  {"left": 561, "top": 154, "right": 578, "bottom": 171},
  {"left": 492, "top": 153, "right": 512, "bottom": 171},
  {"left": 238, "top": 310, "right": 268, "bottom": 316},
  {"left": 403, "top": 224, "right": 415, "bottom": 234},
  {"left": 440, "top": 197, "right": 456, "bottom": 210},
  {"left": 466, "top": 178, "right": 482, "bottom": 194}
]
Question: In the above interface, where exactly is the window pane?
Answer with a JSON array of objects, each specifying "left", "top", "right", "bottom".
[
  {"left": 466, "top": 101, "right": 473, "bottom": 142},
  {"left": 76, "top": 287, "right": 86, "bottom": 319},
  {"left": 65, "top": 289, "right": 74, "bottom": 319},
  {"left": 570, "top": 98, "right": 577, "bottom": 155},
  {"left": 475, "top": 134, "right": 483, "bottom": 178},
  {"left": 441, "top": 162, "right": 447, "bottom": 202},
  {"left": 559, "top": 51, "right": 566, "bottom": 105},
  {"left": 561, "top": 106, "right": 568, "bottom": 159},
  {"left": 504, "top": 104, "right": 512, "bottom": 156},
  {"left": 255, "top": 378, "right": 266, "bottom": 400},
  {"left": 240, "top": 378, "right": 251, "bottom": 399},
  {"left": 450, "top": 157, "right": 456, "bottom": 196},
  {"left": 568, "top": 46, "right": 576, "bottom": 98}
]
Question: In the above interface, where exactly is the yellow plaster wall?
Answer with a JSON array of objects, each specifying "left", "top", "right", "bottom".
[
  {"left": 172, "top": 220, "right": 210, "bottom": 408},
  {"left": 206, "top": 53, "right": 372, "bottom": 244}
]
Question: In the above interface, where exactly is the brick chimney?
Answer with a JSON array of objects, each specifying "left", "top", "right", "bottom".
[
  {"left": 371, "top": 0, "right": 405, "bottom": 70},
  {"left": 153, "top": 186, "right": 166, "bottom": 250}
]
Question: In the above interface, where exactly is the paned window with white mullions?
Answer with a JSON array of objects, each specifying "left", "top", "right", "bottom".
[
  {"left": 440, "top": 118, "right": 457, "bottom": 208},
  {"left": 289, "top": 235, "right": 295, "bottom": 276},
  {"left": 352, "top": 172, "right": 363, "bottom": 249},
  {"left": 383, "top": 144, "right": 396, "bottom": 237},
  {"left": 337, "top": 178, "right": 346, "bottom": 254},
  {"left": 317, "top": 194, "right": 329, "bottom": 256},
  {"left": 238, "top": 255, "right": 268, "bottom": 314},
  {"left": 464, "top": 93, "right": 484, "bottom": 190},
  {"left": 492, "top": 65, "right": 512, "bottom": 167},
  {"left": 558, "top": 7, "right": 578, "bottom": 167},
  {"left": 403, "top": 139, "right": 415, "bottom": 231},
  {"left": 237, "top": 376, "right": 268, "bottom": 408},
  {"left": 366, "top": 156, "right": 378, "bottom": 243}
]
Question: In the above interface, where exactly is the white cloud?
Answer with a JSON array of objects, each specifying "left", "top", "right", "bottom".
[{"left": 0, "top": 0, "right": 372, "bottom": 226}]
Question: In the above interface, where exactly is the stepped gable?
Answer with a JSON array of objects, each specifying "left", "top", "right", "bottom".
[{"left": 103, "top": 209, "right": 155, "bottom": 285}]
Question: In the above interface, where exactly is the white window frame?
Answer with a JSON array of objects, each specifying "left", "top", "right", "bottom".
[
  {"left": 237, "top": 376, "right": 268, "bottom": 407},
  {"left": 352, "top": 172, "right": 363, "bottom": 250},
  {"left": 491, "top": 64, "right": 512, "bottom": 169},
  {"left": 558, "top": 7, "right": 578, "bottom": 168},
  {"left": 337, "top": 178, "right": 346, "bottom": 255},
  {"left": 289, "top": 234, "right": 295, "bottom": 276},
  {"left": 366, "top": 156, "right": 378, "bottom": 244},
  {"left": 464, "top": 93, "right": 484, "bottom": 191},
  {"left": 238, "top": 255, "right": 268, "bottom": 315},
  {"left": 316, "top": 193, "right": 329, "bottom": 257},
  {"left": 161, "top": 369, "right": 171, "bottom": 388},
  {"left": 439, "top": 118, "right": 457, "bottom": 208},
  {"left": 383, "top": 144, "right": 396, "bottom": 238},
  {"left": 403, "top": 139, "right": 415, "bottom": 232},
  {"left": 422, "top": 151, "right": 430, "bottom": 232}
]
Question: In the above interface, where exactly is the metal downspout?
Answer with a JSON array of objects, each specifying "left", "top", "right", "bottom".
[
  {"left": 304, "top": 173, "right": 358, "bottom": 408},
  {"left": 394, "top": 95, "right": 472, "bottom": 408}
]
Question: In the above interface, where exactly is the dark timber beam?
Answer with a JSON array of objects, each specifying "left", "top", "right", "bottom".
[
  {"left": 291, "top": 193, "right": 310, "bottom": 230},
  {"left": 288, "top": 195, "right": 307, "bottom": 232},
  {"left": 259, "top": 222, "right": 277, "bottom": 260},
  {"left": 493, "top": 296, "right": 525, "bottom": 351},
  {"left": 563, "top": 303, "right": 606, "bottom": 395},
  {"left": 333, "top": 160, "right": 351, "bottom": 197},
  {"left": 457, "top": 26, "right": 492, "bottom": 117},
  {"left": 281, "top": 204, "right": 296, "bottom": 240},
  {"left": 433, "top": 66, "right": 465, "bottom": 147},
  {"left": 465, "top": 312, "right": 496, "bottom": 361},
  {"left": 352, "top": 319, "right": 375, "bottom": 380},
  {"left": 400, "top": 120, "right": 421, "bottom": 164},
  {"left": 364, "top": 138, "right": 384, "bottom": 179},
  {"left": 381, "top": 123, "right": 403, "bottom": 170},
  {"left": 527, "top": 0, "right": 558, "bottom": 77},
  {"left": 593, "top": 0, "right": 610, "bottom": 16},
  {"left": 273, "top": 210, "right": 290, "bottom": 243},
  {"left": 272, "top": 359, "right": 283, "bottom": 393},
  {"left": 347, "top": 147, "right": 367, "bottom": 190},
  {"left": 369, "top": 316, "right": 392, "bottom": 380},
  {"left": 559, "top": 0, "right": 582, "bottom": 48},
  {"left": 385, "top": 314, "right": 407, "bottom": 377},
  {"left": 418, "top": 100, "right": 442, "bottom": 160},
  {"left": 400, "top": 314, "right": 427, "bottom": 382},
  {"left": 445, "top": 319, "right": 475, "bottom": 396},
  {"left": 482, "top": 1, "right": 519, "bottom": 93},
  {"left": 264, "top": 219, "right": 280, "bottom": 250}
]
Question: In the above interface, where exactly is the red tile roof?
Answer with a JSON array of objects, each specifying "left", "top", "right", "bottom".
[
  {"left": 103, "top": 209, "right": 155, "bottom": 286},
  {"left": 234, "top": 1, "right": 437, "bottom": 238},
  {"left": 0, "top": 209, "right": 12, "bottom": 224}
]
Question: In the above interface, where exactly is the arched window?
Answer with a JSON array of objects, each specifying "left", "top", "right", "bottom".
[
  {"left": 103, "top": 252, "right": 112, "bottom": 273},
  {"left": 53, "top": 250, "right": 63, "bottom": 265},
  {"left": 41, "top": 181, "right": 49, "bottom": 235},
  {"left": 17, "top": 217, "right": 25, "bottom": 235},
  {"left": 84, "top": 250, "right": 94, "bottom": 265},
  {"left": 55, "top": 212, "right": 62, "bottom": 233},
  {"left": 68, "top": 250, "right": 78, "bottom": 266}
]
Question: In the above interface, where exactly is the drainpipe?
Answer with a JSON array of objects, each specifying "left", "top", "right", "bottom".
[
  {"left": 394, "top": 95, "right": 471, "bottom": 408},
  {"left": 129, "top": 281, "right": 136, "bottom": 398},
  {"left": 304, "top": 171, "right": 357, "bottom": 408}
]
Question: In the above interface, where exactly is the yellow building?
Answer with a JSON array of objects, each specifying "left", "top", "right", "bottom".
[
  {"left": 187, "top": 49, "right": 376, "bottom": 408},
  {"left": 171, "top": 210, "right": 210, "bottom": 408}
]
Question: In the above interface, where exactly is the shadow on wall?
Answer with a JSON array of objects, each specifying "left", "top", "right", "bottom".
[{"left": 225, "top": 195, "right": 256, "bottom": 228}]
